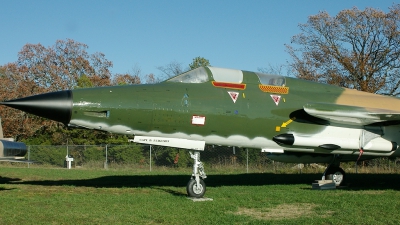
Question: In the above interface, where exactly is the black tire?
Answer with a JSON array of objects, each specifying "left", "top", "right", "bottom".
[
  {"left": 186, "top": 178, "right": 206, "bottom": 198},
  {"left": 326, "top": 167, "right": 345, "bottom": 186}
]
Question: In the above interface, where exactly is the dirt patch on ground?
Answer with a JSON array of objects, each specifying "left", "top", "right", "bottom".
[{"left": 233, "top": 203, "right": 328, "bottom": 221}]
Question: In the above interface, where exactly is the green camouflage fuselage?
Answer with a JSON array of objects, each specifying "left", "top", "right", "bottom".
[{"left": 69, "top": 67, "right": 400, "bottom": 159}]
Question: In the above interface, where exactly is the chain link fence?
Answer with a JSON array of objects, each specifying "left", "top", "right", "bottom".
[{"left": 20, "top": 144, "right": 400, "bottom": 174}]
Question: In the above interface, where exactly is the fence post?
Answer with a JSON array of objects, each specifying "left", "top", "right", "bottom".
[
  {"left": 104, "top": 145, "right": 108, "bottom": 170},
  {"left": 150, "top": 145, "right": 152, "bottom": 172},
  {"left": 28, "top": 146, "right": 30, "bottom": 168},
  {"left": 246, "top": 148, "right": 249, "bottom": 173}
]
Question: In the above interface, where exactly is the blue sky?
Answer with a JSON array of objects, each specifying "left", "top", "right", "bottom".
[{"left": 1, "top": 0, "right": 396, "bottom": 79}]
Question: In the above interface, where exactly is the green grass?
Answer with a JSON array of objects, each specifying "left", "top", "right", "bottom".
[{"left": 0, "top": 166, "right": 399, "bottom": 224}]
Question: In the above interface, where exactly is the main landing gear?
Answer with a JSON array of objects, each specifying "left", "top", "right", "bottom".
[
  {"left": 325, "top": 166, "right": 345, "bottom": 186},
  {"left": 187, "top": 151, "right": 207, "bottom": 198},
  {"left": 322, "top": 154, "right": 345, "bottom": 186}
]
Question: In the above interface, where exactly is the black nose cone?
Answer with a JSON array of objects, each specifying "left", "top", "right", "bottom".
[{"left": 1, "top": 90, "right": 72, "bottom": 125}]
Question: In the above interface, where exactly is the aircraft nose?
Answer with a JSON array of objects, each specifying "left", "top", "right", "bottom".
[{"left": 1, "top": 90, "right": 73, "bottom": 125}]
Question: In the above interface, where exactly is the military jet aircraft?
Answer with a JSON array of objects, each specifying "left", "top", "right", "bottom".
[{"left": 2, "top": 66, "right": 400, "bottom": 197}]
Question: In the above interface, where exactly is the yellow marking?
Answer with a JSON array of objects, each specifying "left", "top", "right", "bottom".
[
  {"left": 259, "top": 84, "right": 289, "bottom": 94},
  {"left": 283, "top": 98, "right": 286, "bottom": 103},
  {"left": 275, "top": 126, "right": 281, "bottom": 132},
  {"left": 243, "top": 93, "right": 245, "bottom": 98},
  {"left": 281, "top": 117, "right": 296, "bottom": 128}
]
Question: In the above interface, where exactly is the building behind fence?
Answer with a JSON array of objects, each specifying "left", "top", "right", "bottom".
[{"left": 23, "top": 144, "right": 400, "bottom": 173}]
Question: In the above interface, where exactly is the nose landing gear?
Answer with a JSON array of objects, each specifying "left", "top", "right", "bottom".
[{"left": 187, "top": 151, "right": 207, "bottom": 198}]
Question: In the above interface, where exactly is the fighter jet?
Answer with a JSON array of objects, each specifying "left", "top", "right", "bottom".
[{"left": 2, "top": 67, "right": 400, "bottom": 197}]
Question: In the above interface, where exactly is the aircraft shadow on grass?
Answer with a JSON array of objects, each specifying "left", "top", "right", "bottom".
[
  {"left": 0, "top": 173, "right": 399, "bottom": 193},
  {"left": 0, "top": 187, "right": 16, "bottom": 191},
  {"left": 0, "top": 176, "right": 21, "bottom": 191}
]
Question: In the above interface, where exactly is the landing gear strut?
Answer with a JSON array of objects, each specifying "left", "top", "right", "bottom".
[
  {"left": 187, "top": 151, "right": 207, "bottom": 198},
  {"left": 322, "top": 154, "right": 345, "bottom": 186}
]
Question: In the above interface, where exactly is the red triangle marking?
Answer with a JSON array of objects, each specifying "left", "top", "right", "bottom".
[
  {"left": 270, "top": 95, "right": 281, "bottom": 106},
  {"left": 228, "top": 91, "right": 239, "bottom": 103}
]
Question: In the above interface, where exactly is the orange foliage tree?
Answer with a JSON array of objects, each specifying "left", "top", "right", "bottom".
[
  {"left": 0, "top": 39, "right": 115, "bottom": 140},
  {"left": 286, "top": 5, "right": 400, "bottom": 95}
]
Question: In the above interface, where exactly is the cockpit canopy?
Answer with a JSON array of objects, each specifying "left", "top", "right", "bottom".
[
  {"left": 167, "top": 67, "right": 209, "bottom": 83},
  {"left": 167, "top": 67, "right": 286, "bottom": 86}
]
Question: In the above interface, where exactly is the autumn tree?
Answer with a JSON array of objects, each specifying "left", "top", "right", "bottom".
[
  {"left": 189, "top": 56, "right": 211, "bottom": 70},
  {"left": 17, "top": 39, "right": 113, "bottom": 92},
  {"left": 76, "top": 74, "right": 94, "bottom": 88},
  {"left": 0, "top": 39, "right": 114, "bottom": 140},
  {"left": 112, "top": 65, "right": 141, "bottom": 85},
  {"left": 286, "top": 5, "right": 400, "bottom": 95},
  {"left": 112, "top": 73, "right": 141, "bottom": 85},
  {"left": 0, "top": 63, "right": 42, "bottom": 139}
]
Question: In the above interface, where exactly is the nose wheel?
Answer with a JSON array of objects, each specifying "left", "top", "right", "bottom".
[
  {"left": 187, "top": 151, "right": 207, "bottom": 198},
  {"left": 187, "top": 178, "right": 206, "bottom": 198}
]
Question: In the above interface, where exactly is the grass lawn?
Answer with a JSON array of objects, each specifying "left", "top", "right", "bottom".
[{"left": 0, "top": 166, "right": 399, "bottom": 224}]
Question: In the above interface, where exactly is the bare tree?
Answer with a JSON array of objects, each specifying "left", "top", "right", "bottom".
[
  {"left": 157, "top": 61, "right": 186, "bottom": 79},
  {"left": 143, "top": 73, "right": 161, "bottom": 84},
  {"left": 286, "top": 5, "right": 400, "bottom": 95},
  {"left": 258, "top": 64, "right": 287, "bottom": 75}
]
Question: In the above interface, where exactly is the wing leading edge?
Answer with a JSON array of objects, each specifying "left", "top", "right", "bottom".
[{"left": 304, "top": 103, "right": 400, "bottom": 126}]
